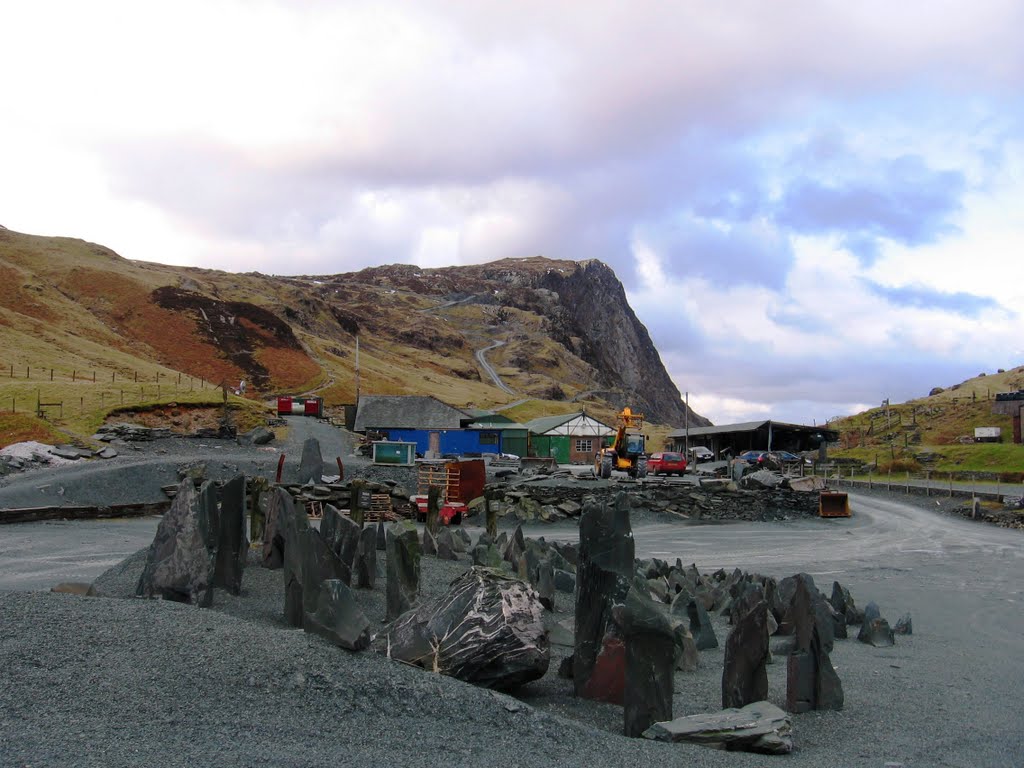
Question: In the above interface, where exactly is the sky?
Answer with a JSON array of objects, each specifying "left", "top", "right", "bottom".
[{"left": 2, "top": 1, "right": 1023, "bottom": 426}]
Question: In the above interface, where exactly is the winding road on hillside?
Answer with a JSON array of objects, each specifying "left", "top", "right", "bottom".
[{"left": 475, "top": 339, "right": 515, "bottom": 395}]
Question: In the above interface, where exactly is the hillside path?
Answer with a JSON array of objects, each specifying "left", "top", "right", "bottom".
[{"left": 475, "top": 339, "right": 515, "bottom": 395}]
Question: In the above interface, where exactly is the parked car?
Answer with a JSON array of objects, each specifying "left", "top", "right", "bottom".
[
  {"left": 737, "top": 450, "right": 768, "bottom": 465},
  {"left": 687, "top": 446, "right": 715, "bottom": 463},
  {"left": 769, "top": 450, "right": 811, "bottom": 465},
  {"left": 648, "top": 451, "right": 688, "bottom": 476}
]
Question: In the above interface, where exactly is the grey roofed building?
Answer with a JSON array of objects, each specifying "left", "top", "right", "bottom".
[{"left": 353, "top": 395, "right": 472, "bottom": 432}]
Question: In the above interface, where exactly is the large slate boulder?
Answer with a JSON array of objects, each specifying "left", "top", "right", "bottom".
[
  {"left": 722, "top": 597, "right": 769, "bottom": 708},
  {"left": 136, "top": 478, "right": 215, "bottom": 606},
  {"left": 304, "top": 579, "right": 371, "bottom": 651},
  {"left": 435, "top": 528, "right": 460, "bottom": 562},
  {"left": 211, "top": 475, "right": 248, "bottom": 595},
  {"left": 378, "top": 567, "right": 549, "bottom": 690},
  {"left": 574, "top": 494, "right": 635, "bottom": 698},
  {"left": 299, "top": 527, "right": 348, "bottom": 617},
  {"left": 786, "top": 576, "right": 843, "bottom": 712},
  {"left": 614, "top": 588, "right": 676, "bottom": 738},
  {"left": 385, "top": 521, "right": 421, "bottom": 621},
  {"left": 643, "top": 701, "right": 793, "bottom": 755},
  {"left": 297, "top": 437, "right": 324, "bottom": 485}
]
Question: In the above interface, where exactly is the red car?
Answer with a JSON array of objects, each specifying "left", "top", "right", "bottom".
[{"left": 648, "top": 451, "right": 688, "bottom": 476}]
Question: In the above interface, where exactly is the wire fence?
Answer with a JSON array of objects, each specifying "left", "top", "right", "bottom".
[{"left": 811, "top": 464, "right": 1024, "bottom": 504}]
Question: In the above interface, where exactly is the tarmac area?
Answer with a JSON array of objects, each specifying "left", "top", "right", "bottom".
[{"left": 1, "top": 418, "right": 1023, "bottom": 766}]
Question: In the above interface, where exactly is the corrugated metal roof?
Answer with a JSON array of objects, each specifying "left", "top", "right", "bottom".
[
  {"left": 354, "top": 395, "right": 470, "bottom": 431},
  {"left": 666, "top": 420, "right": 838, "bottom": 439}
]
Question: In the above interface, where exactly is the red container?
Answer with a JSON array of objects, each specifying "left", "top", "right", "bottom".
[
  {"left": 303, "top": 398, "right": 322, "bottom": 417},
  {"left": 277, "top": 396, "right": 293, "bottom": 415}
]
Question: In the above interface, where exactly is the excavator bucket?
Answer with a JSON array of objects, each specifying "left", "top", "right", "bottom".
[{"left": 819, "top": 491, "right": 851, "bottom": 518}]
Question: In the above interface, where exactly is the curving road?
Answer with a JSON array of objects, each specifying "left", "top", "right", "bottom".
[{"left": 475, "top": 339, "right": 515, "bottom": 395}]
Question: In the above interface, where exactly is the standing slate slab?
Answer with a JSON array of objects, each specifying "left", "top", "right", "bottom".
[
  {"left": 684, "top": 597, "right": 719, "bottom": 650},
  {"left": 212, "top": 475, "right": 247, "bottom": 595},
  {"left": 435, "top": 527, "right": 460, "bottom": 562},
  {"left": 304, "top": 578, "right": 371, "bottom": 651},
  {"left": 574, "top": 494, "right": 635, "bottom": 698},
  {"left": 297, "top": 437, "right": 324, "bottom": 485},
  {"left": 319, "top": 505, "right": 360, "bottom": 585},
  {"left": 722, "top": 598, "right": 769, "bottom": 708},
  {"left": 354, "top": 525, "right": 378, "bottom": 589},
  {"left": 615, "top": 587, "right": 675, "bottom": 737},
  {"left": 386, "top": 521, "right": 421, "bottom": 621},
  {"left": 281, "top": 494, "right": 311, "bottom": 627},
  {"left": 376, "top": 519, "right": 387, "bottom": 551},
  {"left": 136, "top": 477, "right": 215, "bottom": 607},
  {"left": 261, "top": 487, "right": 294, "bottom": 569},
  {"left": 786, "top": 575, "right": 843, "bottom": 713}
]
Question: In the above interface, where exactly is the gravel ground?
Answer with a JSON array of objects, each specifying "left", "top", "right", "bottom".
[{"left": 3, "top": 420, "right": 1023, "bottom": 766}]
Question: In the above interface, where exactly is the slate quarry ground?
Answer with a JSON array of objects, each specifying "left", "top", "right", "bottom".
[{"left": 1, "top": 421, "right": 1023, "bottom": 767}]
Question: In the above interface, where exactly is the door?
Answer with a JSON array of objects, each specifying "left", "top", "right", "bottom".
[{"left": 428, "top": 431, "right": 441, "bottom": 455}]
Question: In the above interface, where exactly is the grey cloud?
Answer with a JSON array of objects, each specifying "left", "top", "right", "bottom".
[{"left": 859, "top": 280, "right": 999, "bottom": 317}]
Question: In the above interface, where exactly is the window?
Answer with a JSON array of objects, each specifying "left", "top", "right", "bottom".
[
  {"left": 479, "top": 432, "right": 499, "bottom": 445},
  {"left": 575, "top": 438, "right": 593, "bottom": 453}
]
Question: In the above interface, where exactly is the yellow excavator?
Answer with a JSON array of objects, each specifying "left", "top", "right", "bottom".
[{"left": 595, "top": 407, "right": 648, "bottom": 479}]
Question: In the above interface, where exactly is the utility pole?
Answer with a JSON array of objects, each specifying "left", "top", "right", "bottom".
[{"left": 684, "top": 391, "right": 689, "bottom": 457}]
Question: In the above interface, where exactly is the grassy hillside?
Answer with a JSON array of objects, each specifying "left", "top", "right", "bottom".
[{"left": 828, "top": 366, "right": 1024, "bottom": 475}]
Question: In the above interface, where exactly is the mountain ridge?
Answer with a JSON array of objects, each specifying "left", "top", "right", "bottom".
[{"left": 0, "top": 228, "right": 708, "bottom": 436}]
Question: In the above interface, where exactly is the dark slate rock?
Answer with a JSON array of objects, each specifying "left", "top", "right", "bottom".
[
  {"left": 435, "top": 528, "right": 460, "bottom": 562},
  {"left": 353, "top": 524, "right": 378, "bottom": 589},
  {"left": 721, "top": 598, "right": 769, "bottom": 708},
  {"left": 574, "top": 494, "right": 635, "bottom": 699},
  {"left": 378, "top": 567, "right": 549, "bottom": 690},
  {"left": 614, "top": 588, "right": 675, "bottom": 738},
  {"left": 241, "top": 426, "right": 275, "bottom": 445},
  {"left": 260, "top": 487, "right": 293, "bottom": 569},
  {"left": 472, "top": 544, "right": 504, "bottom": 569},
  {"left": 894, "top": 613, "right": 913, "bottom": 635},
  {"left": 212, "top": 475, "right": 247, "bottom": 595},
  {"left": 729, "top": 582, "right": 764, "bottom": 626},
  {"left": 319, "top": 505, "right": 361, "bottom": 585},
  {"left": 304, "top": 578, "right": 371, "bottom": 651},
  {"left": 422, "top": 527, "right": 438, "bottom": 557},
  {"left": 136, "top": 478, "right": 214, "bottom": 606},
  {"left": 643, "top": 701, "right": 793, "bottom": 755},
  {"left": 686, "top": 598, "right": 719, "bottom": 651},
  {"left": 646, "top": 577, "right": 670, "bottom": 604},
  {"left": 297, "top": 437, "right": 324, "bottom": 485},
  {"left": 502, "top": 524, "right": 526, "bottom": 565},
  {"left": 671, "top": 620, "right": 700, "bottom": 673},
  {"left": 553, "top": 569, "right": 576, "bottom": 594},
  {"left": 785, "top": 576, "right": 843, "bottom": 713},
  {"left": 859, "top": 617, "right": 896, "bottom": 647},
  {"left": 552, "top": 541, "right": 579, "bottom": 567},
  {"left": 534, "top": 560, "right": 555, "bottom": 611},
  {"left": 376, "top": 519, "right": 387, "bottom": 551},
  {"left": 831, "top": 580, "right": 864, "bottom": 625},
  {"left": 282, "top": 497, "right": 312, "bottom": 627},
  {"left": 857, "top": 601, "right": 896, "bottom": 646},
  {"left": 385, "top": 521, "right": 421, "bottom": 621},
  {"left": 557, "top": 655, "right": 574, "bottom": 679}
]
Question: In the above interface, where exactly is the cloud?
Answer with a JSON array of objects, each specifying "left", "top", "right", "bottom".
[
  {"left": 775, "top": 155, "right": 967, "bottom": 258},
  {"left": 859, "top": 281, "right": 998, "bottom": 317}
]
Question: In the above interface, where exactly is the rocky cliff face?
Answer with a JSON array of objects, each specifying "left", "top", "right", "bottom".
[{"left": 348, "top": 256, "right": 709, "bottom": 426}]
